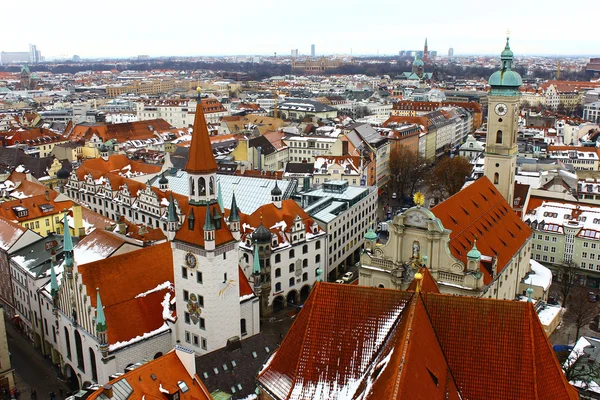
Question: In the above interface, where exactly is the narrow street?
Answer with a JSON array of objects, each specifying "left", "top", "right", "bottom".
[{"left": 5, "top": 319, "right": 70, "bottom": 400}]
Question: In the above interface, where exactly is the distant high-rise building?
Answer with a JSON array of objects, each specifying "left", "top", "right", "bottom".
[
  {"left": 0, "top": 51, "right": 29, "bottom": 64},
  {"left": 449, "top": 47, "right": 454, "bottom": 57},
  {"left": 29, "top": 44, "right": 38, "bottom": 63},
  {"left": 311, "top": 44, "right": 315, "bottom": 57},
  {"left": 291, "top": 49, "right": 299, "bottom": 58}
]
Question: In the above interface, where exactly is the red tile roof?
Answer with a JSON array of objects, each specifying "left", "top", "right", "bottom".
[
  {"left": 64, "top": 119, "right": 173, "bottom": 143},
  {"left": 407, "top": 267, "right": 440, "bottom": 293},
  {"left": 87, "top": 351, "right": 211, "bottom": 400},
  {"left": 174, "top": 203, "right": 235, "bottom": 248},
  {"left": 0, "top": 192, "right": 74, "bottom": 223},
  {"left": 238, "top": 267, "right": 254, "bottom": 298},
  {"left": 258, "top": 283, "right": 579, "bottom": 400},
  {"left": 79, "top": 154, "right": 161, "bottom": 176},
  {"left": 431, "top": 177, "right": 532, "bottom": 284},
  {"left": 0, "top": 215, "right": 26, "bottom": 251},
  {"left": 185, "top": 100, "right": 218, "bottom": 174},
  {"left": 78, "top": 242, "right": 174, "bottom": 345}
]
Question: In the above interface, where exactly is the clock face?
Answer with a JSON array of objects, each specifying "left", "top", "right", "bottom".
[
  {"left": 185, "top": 252, "right": 197, "bottom": 268},
  {"left": 495, "top": 103, "right": 508, "bottom": 116}
]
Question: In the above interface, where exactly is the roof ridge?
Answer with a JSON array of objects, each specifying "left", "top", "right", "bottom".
[
  {"left": 418, "top": 293, "right": 465, "bottom": 399},
  {"left": 527, "top": 304, "right": 539, "bottom": 400},
  {"left": 391, "top": 291, "right": 419, "bottom": 397}
]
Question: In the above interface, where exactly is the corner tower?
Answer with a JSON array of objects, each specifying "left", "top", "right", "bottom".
[{"left": 484, "top": 37, "right": 522, "bottom": 206}]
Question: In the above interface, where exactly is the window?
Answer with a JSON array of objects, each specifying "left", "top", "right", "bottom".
[
  {"left": 193, "top": 335, "right": 199, "bottom": 347},
  {"left": 201, "top": 338, "right": 207, "bottom": 350},
  {"left": 197, "top": 272, "right": 203, "bottom": 284},
  {"left": 289, "top": 249, "right": 295, "bottom": 258},
  {"left": 89, "top": 348, "right": 98, "bottom": 382},
  {"left": 181, "top": 267, "right": 187, "bottom": 279},
  {"left": 275, "top": 254, "right": 281, "bottom": 263},
  {"left": 494, "top": 173, "right": 499, "bottom": 185},
  {"left": 583, "top": 252, "right": 588, "bottom": 258},
  {"left": 275, "top": 268, "right": 281, "bottom": 278},
  {"left": 275, "top": 282, "right": 281, "bottom": 292},
  {"left": 200, "top": 318, "right": 205, "bottom": 330},
  {"left": 289, "top": 264, "right": 295, "bottom": 273},
  {"left": 315, "top": 254, "right": 321, "bottom": 264},
  {"left": 197, "top": 295, "right": 204, "bottom": 307},
  {"left": 64, "top": 327, "right": 72, "bottom": 360},
  {"left": 315, "top": 241, "right": 321, "bottom": 250},
  {"left": 303, "top": 259, "right": 308, "bottom": 268},
  {"left": 223, "top": 273, "right": 227, "bottom": 283},
  {"left": 302, "top": 272, "right": 308, "bottom": 282},
  {"left": 75, "top": 331, "right": 85, "bottom": 372},
  {"left": 183, "top": 290, "right": 189, "bottom": 301},
  {"left": 302, "top": 245, "right": 308, "bottom": 254},
  {"left": 289, "top": 277, "right": 295, "bottom": 287},
  {"left": 185, "top": 312, "right": 190, "bottom": 324},
  {"left": 241, "top": 319, "right": 247, "bottom": 336},
  {"left": 185, "top": 331, "right": 191, "bottom": 343}
]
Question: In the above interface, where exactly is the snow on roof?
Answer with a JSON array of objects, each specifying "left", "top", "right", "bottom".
[
  {"left": 537, "top": 304, "right": 562, "bottom": 326},
  {"left": 524, "top": 259, "right": 553, "bottom": 291},
  {"left": 135, "top": 281, "right": 173, "bottom": 298},
  {"left": 109, "top": 322, "right": 170, "bottom": 352}
]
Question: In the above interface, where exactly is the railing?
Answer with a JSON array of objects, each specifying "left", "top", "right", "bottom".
[{"left": 438, "top": 271, "right": 463, "bottom": 284}]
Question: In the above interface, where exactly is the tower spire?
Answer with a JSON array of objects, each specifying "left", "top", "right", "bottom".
[
  {"left": 229, "top": 192, "right": 240, "bottom": 222},
  {"left": 185, "top": 88, "right": 218, "bottom": 174},
  {"left": 96, "top": 288, "right": 109, "bottom": 358},
  {"left": 167, "top": 194, "right": 178, "bottom": 223},
  {"left": 50, "top": 260, "right": 59, "bottom": 302},
  {"left": 217, "top": 179, "right": 224, "bottom": 213}
]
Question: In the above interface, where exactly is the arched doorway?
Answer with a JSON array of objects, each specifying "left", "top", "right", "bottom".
[
  {"left": 300, "top": 285, "right": 310, "bottom": 303},
  {"left": 154, "top": 352, "right": 163, "bottom": 359},
  {"left": 273, "top": 296, "right": 285, "bottom": 313},
  {"left": 286, "top": 290, "right": 298, "bottom": 307},
  {"left": 33, "top": 332, "right": 42, "bottom": 349},
  {"left": 63, "top": 364, "right": 79, "bottom": 391}
]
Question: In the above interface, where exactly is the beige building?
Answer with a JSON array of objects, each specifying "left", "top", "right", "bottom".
[{"left": 0, "top": 307, "right": 14, "bottom": 390}]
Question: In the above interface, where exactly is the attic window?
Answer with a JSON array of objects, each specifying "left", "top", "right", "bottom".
[
  {"left": 231, "top": 360, "right": 237, "bottom": 368},
  {"left": 151, "top": 374, "right": 156, "bottom": 381},
  {"left": 177, "top": 381, "right": 189, "bottom": 393},
  {"left": 265, "top": 346, "right": 271, "bottom": 353},
  {"left": 213, "top": 367, "right": 219, "bottom": 374},
  {"left": 222, "top": 364, "right": 228, "bottom": 371},
  {"left": 203, "top": 372, "right": 209, "bottom": 379},
  {"left": 427, "top": 368, "right": 439, "bottom": 387},
  {"left": 252, "top": 351, "right": 258, "bottom": 358}
]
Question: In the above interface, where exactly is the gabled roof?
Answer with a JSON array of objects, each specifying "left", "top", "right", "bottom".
[
  {"left": 174, "top": 203, "right": 235, "bottom": 248},
  {"left": 185, "top": 99, "right": 218, "bottom": 174},
  {"left": 79, "top": 154, "right": 161, "bottom": 176},
  {"left": 258, "top": 283, "right": 579, "bottom": 400},
  {"left": 0, "top": 215, "right": 26, "bottom": 252},
  {"left": 0, "top": 191, "right": 74, "bottom": 222},
  {"left": 431, "top": 177, "right": 532, "bottom": 284},
  {"left": 78, "top": 242, "right": 174, "bottom": 345},
  {"left": 87, "top": 350, "right": 211, "bottom": 400}
]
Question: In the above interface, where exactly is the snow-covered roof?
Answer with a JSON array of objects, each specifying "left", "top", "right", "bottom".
[{"left": 524, "top": 259, "right": 552, "bottom": 291}]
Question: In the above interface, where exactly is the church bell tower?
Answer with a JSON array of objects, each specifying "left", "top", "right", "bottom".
[{"left": 484, "top": 37, "right": 522, "bottom": 206}]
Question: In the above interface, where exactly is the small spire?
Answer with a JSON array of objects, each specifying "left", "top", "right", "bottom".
[
  {"left": 413, "top": 271, "right": 423, "bottom": 294},
  {"left": 188, "top": 208, "right": 195, "bottom": 231},
  {"left": 526, "top": 281, "right": 534, "bottom": 303},
  {"left": 96, "top": 288, "right": 107, "bottom": 332},
  {"left": 252, "top": 244, "right": 261, "bottom": 275},
  {"left": 62, "top": 211, "right": 73, "bottom": 252},
  {"left": 316, "top": 264, "right": 323, "bottom": 282},
  {"left": 217, "top": 179, "right": 224, "bottom": 213},
  {"left": 50, "top": 260, "right": 58, "bottom": 296},
  {"left": 229, "top": 192, "right": 240, "bottom": 222},
  {"left": 203, "top": 204, "right": 215, "bottom": 231},
  {"left": 167, "top": 194, "right": 178, "bottom": 223}
]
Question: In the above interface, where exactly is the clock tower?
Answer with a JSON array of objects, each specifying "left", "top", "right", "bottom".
[{"left": 484, "top": 37, "right": 522, "bottom": 206}]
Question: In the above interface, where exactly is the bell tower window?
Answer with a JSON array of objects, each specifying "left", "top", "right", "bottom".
[
  {"left": 494, "top": 173, "right": 499, "bottom": 184},
  {"left": 496, "top": 130, "right": 503, "bottom": 144}
]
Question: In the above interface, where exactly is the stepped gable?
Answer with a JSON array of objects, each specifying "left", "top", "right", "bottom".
[
  {"left": 258, "top": 283, "right": 579, "bottom": 399},
  {"left": 185, "top": 97, "right": 218, "bottom": 174},
  {"left": 78, "top": 242, "right": 174, "bottom": 345},
  {"left": 431, "top": 176, "right": 532, "bottom": 284}
]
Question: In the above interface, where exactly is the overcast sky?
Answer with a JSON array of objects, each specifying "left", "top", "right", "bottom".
[{"left": 2, "top": 0, "right": 597, "bottom": 59}]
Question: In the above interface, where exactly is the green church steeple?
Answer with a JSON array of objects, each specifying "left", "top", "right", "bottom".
[
  {"left": 217, "top": 179, "right": 224, "bottom": 213},
  {"left": 96, "top": 288, "right": 107, "bottom": 332}
]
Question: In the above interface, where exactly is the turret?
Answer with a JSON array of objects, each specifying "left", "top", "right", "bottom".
[
  {"left": 95, "top": 288, "right": 109, "bottom": 358},
  {"left": 203, "top": 205, "right": 215, "bottom": 252},
  {"left": 167, "top": 194, "right": 178, "bottom": 241},
  {"left": 364, "top": 224, "right": 377, "bottom": 253},
  {"left": 228, "top": 192, "right": 241, "bottom": 241},
  {"left": 252, "top": 244, "right": 261, "bottom": 293},
  {"left": 50, "top": 260, "right": 59, "bottom": 314},
  {"left": 99, "top": 144, "right": 109, "bottom": 161},
  {"left": 466, "top": 240, "right": 481, "bottom": 272},
  {"left": 158, "top": 173, "right": 168, "bottom": 191},
  {"left": 271, "top": 180, "right": 282, "bottom": 209}
]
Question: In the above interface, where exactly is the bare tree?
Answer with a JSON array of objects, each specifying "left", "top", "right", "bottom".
[
  {"left": 563, "top": 346, "right": 600, "bottom": 390},
  {"left": 557, "top": 261, "right": 578, "bottom": 307},
  {"left": 427, "top": 156, "right": 472, "bottom": 200},
  {"left": 388, "top": 146, "right": 428, "bottom": 202},
  {"left": 564, "top": 291, "right": 598, "bottom": 340}
]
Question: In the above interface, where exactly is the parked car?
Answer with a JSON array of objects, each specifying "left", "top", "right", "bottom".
[
  {"left": 335, "top": 279, "right": 344, "bottom": 284},
  {"left": 342, "top": 272, "right": 354, "bottom": 282},
  {"left": 392, "top": 192, "right": 397, "bottom": 199},
  {"left": 589, "top": 291, "right": 597, "bottom": 303}
]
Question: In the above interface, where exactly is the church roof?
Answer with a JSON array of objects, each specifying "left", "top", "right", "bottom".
[
  {"left": 78, "top": 242, "right": 174, "bottom": 346},
  {"left": 431, "top": 176, "right": 532, "bottom": 285},
  {"left": 257, "top": 283, "right": 579, "bottom": 400},
  {"left": 185, "top": 97, "right": 218, "bottom": 174}
]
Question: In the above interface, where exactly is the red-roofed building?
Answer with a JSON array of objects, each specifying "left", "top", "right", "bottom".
[
  {"left": 361, "top": 177, "right": 533, "bottom": 299},
  {"left": 258, "top": 283, "right": 579, "bottom": 399}
]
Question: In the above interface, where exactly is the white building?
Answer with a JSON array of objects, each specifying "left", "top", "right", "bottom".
[{"left": 136, "top": 97, "right": 228, "bottom": 128}]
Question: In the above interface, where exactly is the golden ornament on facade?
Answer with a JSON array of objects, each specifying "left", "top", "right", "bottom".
[{"left": 413, "top": 192, "right": 425, "bottom": 207}]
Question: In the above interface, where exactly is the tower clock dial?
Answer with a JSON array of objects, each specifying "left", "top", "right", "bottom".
[
  {"left": 495, "top": 103, "right": 508, "bottom": 116},
  {"left": 185, "top": 252, "right": 197, "bottom": 268}
]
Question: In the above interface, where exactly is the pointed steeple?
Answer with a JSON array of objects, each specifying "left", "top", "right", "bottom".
[
  {"left": 229, "top": 192, "right": 240, "bottom": 222},
  {"left": 252, "top": 244, "right": 261, "bottom": 275},
  {"left": 96, "top": 288, "right": 107, "bottom": 332},
  {"left": 185, "top": 88, "right": 218, "bottom": 174},
  {"left": 203, "top": 204, "right": 215, "bottom": 231},
  {"left": 188, "top": 208, "right": 195, "bottom": 231},
  {"left": 217, "top": 179, "right": 224, "bottom": 213},
  {"left": 50, "top": 260, "right": 58, "bottom": 297},
  {"left": 167, "top": 194, "right": 178, "bottom": 223},
  {"left": 63, "top": 212, "right": 73, "bottom": 252}
]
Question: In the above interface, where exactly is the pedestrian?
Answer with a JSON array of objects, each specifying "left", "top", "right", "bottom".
[
  {"left": 49, "top": 391, "right": 55, "bottom": 400},
  {"left": 58, "top": 389, "right": 62, "bottom": 399}
]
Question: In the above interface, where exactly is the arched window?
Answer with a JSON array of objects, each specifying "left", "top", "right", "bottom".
[
  {"left": 496, "top": 130, "right": 503, "bottom": 144},
  {"left": 302, "top": 245, "right": 308, "bottom": 254},
  {"left": 154, "top": 352, "right": 163, "bottom": 359},
  {"left": 198, "top": 177, "right": 206, "bottom": 196},
  {"left": 74, "top": 331, "right": 85, "bottom": 372},
  {"left": 89, "top": 348, "right": 98, "bottom": 382},
  {"left": 240, "top": 318, "right": 247, "bottom": 335},
  {"left": 289, "top": 277, "right": 295, "bottom": 287},
  {"left": 315, "top": 241, "right": 321, "bottom": 250},
  {"left": 303, "top": 259, "right": 308, "bottom": 268},
  {"left": 275, "top": 268, "right": 281, "bottom": 278},
  {"left": 289, "top": 263, "right": 295, "bottom": 273},
  {"left": 209, "top": 177, "right": 215, "bottom": 195},
  {"left": 275, "top": 282, "right": 281, "bottom": 292},
  {"left": 315, "top": 254, "right": 321, "bottom": 264},
  {"left": 189, "top": 177, "right": 195, "bottom": 196},
  {"left": 275, "top": 254, "right": 281, "bottom": 263},
  {"left": 289, "top": 249, "right": 295, "bottom": 258},
  {"left": 64, "top": 327, "right": 72, "bottom": 360},
  {"left": 302, "top": 272, "right": 308, "bottom": 282},
  {"left": 494, "top": 172, "right": 499, "bottom": 184}
]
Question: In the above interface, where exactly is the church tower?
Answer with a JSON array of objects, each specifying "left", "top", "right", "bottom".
[
  {"left": 423, "top": 38, "right": 429, "bottom": 61},
  {"left": 171, "top": 88, "right": 242, "bottom": 354},
  {"left": 484, "top": 37, "right": 522, "bottom": 206}
]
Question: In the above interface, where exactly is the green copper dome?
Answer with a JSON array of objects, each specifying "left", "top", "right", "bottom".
[
  {"left": 467, "top": 242, "right": 481, "bottom": 260},
  {"left": 413, "top": 56, "right": 424, "bottom": 67},
  {"left": 488, "top": 37, "right": 522, "bottom": 95},
  {"left": 365, "top": 227, "right": 377, "bottom": 241}
]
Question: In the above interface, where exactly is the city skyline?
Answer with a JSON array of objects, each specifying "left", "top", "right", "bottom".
[{"left": 1, "top": 0, "right": 598, "bottom": 59}]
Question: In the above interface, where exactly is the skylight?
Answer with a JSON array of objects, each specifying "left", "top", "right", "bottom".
[{"left": 177, "top": 381, "right": 189, "bottom": 393}]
